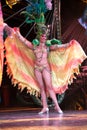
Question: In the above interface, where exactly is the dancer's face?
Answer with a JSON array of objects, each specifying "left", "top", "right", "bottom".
[{"left": 40, "top": 34, "right": 47, "bottom": 44}]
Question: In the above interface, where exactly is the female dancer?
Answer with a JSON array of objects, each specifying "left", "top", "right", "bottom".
[{"left": 3, "top": 23, "right": 86, "bottom": 114}]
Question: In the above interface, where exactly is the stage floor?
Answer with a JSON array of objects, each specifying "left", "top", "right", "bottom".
[{"left": 0, "top": 108, "right": 87, "bottom": 130}]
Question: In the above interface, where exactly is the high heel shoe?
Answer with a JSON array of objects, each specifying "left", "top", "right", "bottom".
[
  {"left": 58, "top": 110, "right": 63, "bottom": 114},
  {"left": 54, "top": 106, "right": 63, "bottom": 114},
  {"left": 38, "top": 108, "right": 49, "bottom": 115}
]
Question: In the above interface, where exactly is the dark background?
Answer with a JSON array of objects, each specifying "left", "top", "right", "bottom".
[{"left": 0, "top": 0, "right": 87, "bottom": 110}]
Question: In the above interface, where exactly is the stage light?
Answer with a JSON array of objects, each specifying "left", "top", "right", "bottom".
[
  {"left": 6, "top": 0, "right": 20, "bottom": 8},
  {"left": 82, "top": 0, "right": 87, "bottom": 3}
]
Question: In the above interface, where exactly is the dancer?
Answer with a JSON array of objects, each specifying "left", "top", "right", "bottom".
[
  {"left": 2, "top": 0, "right": 87, "bottom": 114},
  {"left": 3, "top": 23, "right": 87, "bottom": 114},
  {"left": 4, "top": 23, "right": 68, "bottom": 114}
]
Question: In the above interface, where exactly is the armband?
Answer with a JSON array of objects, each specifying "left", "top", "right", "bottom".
[
  {"left": 32, "top": 39, "right": 40, "bottom": 46},
  {"left": 51, "top": 38, "right": 62, "bottom": 45},
  {"left": 45, "top": 40, "right": 51, "bottom": 46}
]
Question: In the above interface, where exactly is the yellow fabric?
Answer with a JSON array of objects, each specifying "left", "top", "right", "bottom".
[
  {"left": 5, "top": 33, "right": 40, "bottom": 96},
  {"left": 48, "top": 40, "right": 87, "bottom": 93},
  {"left": 4, "top": 33, "right": 87, "bottom": 96}
]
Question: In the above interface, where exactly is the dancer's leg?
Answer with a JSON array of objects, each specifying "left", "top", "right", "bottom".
[
  {"left": 43, "top": 69, "right": 63, "bottom": 113},
  {"left": 34, "top": 69, "right": 48, "bottom": 113}
]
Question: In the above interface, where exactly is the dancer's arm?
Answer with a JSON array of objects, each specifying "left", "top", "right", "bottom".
[
  {"left": 3, "top": 23, "right": 33, "bottom": 49},
  {"left": 50, "top": 42, "right": 71, "bottom": 51},
  {"left": 16, "top": 30, "right": 33, "bottom": 49},
  {"left": 3, "top": 23, "right": 13, "bottom": 36}
]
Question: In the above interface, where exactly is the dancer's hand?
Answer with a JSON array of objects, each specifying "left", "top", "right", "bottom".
[{"left": 3, "top": 23, "right": 7, "bottom": 27}]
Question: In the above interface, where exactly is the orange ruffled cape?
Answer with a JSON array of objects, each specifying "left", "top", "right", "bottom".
[{"left": 4, "top": 32, "right": 87, "bottom": 96}]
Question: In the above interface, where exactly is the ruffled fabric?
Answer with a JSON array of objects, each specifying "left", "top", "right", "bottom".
[
  {"left": 49, "top": 40, "right": 87, "bottom": 94},
  {"left": 4, "top": 33, "right": 40, "bottom": 96},
  {"left": 4, "top": 32, "right": 87, "bottom": 96}
]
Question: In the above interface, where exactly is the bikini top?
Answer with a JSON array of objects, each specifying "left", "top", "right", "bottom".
[{"left": 33, "top": 45, "right": 48, "bottom": 54}]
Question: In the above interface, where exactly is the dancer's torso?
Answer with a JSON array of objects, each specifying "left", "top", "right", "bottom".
[{"left": 34, "top": 45, "right": 49, "bottom": 66}]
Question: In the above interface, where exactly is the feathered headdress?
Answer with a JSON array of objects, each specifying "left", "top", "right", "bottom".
[
  {"left": 21, "top": 0, "right": 52, "bottom": 40},
  {"left": 5, "top": 0, "right": 62, "bottom": 46}
]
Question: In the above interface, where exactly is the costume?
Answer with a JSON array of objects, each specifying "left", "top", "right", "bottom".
[
  {"left": 4, "top": 30, "right": 87, "bottom": 96},
  {"left": 0, "top": 1, "right": 87, "bottom": 97},
  {"left": 34, "top": 64, "right": 50, "bottom": 73}
]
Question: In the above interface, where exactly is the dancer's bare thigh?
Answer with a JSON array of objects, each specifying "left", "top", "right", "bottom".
[
  {"left": 34, "top": 69, "right": 45, "bottom": 88},
  {"left": 42, "top": 69, "right": 52, "bottom": 89}
]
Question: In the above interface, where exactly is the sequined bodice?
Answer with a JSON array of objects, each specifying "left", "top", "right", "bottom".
[{"left": 34, "top": 45, "right": 48, "bottom": 64}]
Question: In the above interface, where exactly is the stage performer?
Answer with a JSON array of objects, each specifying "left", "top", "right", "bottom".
[{"left": 3, "top": 23, "right": 87, "bottom": 114}]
